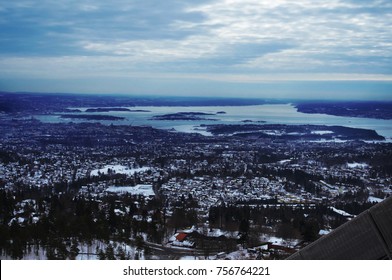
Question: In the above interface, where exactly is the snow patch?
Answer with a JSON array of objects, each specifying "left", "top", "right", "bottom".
[
  {"left": 319, "top": 229, "right": 332, "bottom": 235},
  {"left": 311, "top": 130, "right": 334, "bottom": 135},
  {"left": 347, "top": 162, "right": 368, "bottom": 169},
  {"left": 90, "top": 165, "right": 150, "bottom": 176},
  {"left": 368, "top": 196, "right": 384, "bottom": 203},
  {"left": 329, "top": 207, "right": 355, "bottom": 217},
  {"left": 106, "top": 184, "right": 154, "bottom": 196}
]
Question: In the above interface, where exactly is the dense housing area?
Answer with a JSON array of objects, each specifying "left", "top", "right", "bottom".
[{"left": 1, "top": 93, "right": 391, "bottom": 259}]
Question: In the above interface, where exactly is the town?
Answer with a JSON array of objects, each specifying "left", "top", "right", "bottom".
[{"left": 1, "top": 110, "right": 391, "bottom": 260}]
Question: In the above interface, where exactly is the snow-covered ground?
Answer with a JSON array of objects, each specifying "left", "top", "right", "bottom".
[
  {"left": 309, "top": 139, "right": 348, "bottom": 143},
  {"left": 171, "top": 240, "right": 195, "bottom": 248},
  {"left": 224, "top": 249, "right": 253, "bottom": 260},
  {"left": 203, "top": 228, "right": 235, "bottom": 238},
  {"left": 1, "top": 240, "right": 142, "bottom": 260},
  {"left": 329, "top": 206, "right": 355, "bottom": 217},
  {"left": 260, "top": 235, "right": 299, "bottom": 247},
  {"left": 106, "top": 184, "right": 154, "bottom": 196},
  {"left": 346, "top": 162, "right": 368, "bottom": 169},
  {"left": 170, "top": 227, "right": 238, "bottom": 239},
  {"left": 319, "top": 229, "right": 332, "bottom": 235},
  {"left": 368, "top": 196, "right": 384, "bottom": 203},
  {"left": 90, "top": 165, "right": 150, "bottom": 176},
  {"left": 179, "top": 256, "right": 197, "bottom": 260},
  {"left": 311, "top": 130, "right": 334, "bottom": 135}
]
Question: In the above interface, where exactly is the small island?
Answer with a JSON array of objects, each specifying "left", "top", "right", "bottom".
[
  {"left": 151, "top": 112, "right": 218, "bottom": 121},
  {"left": 129, "top": 109, "right": 151, "bottom": 112},
  {"left": 85, "top": 108, "right": 131, "bottom": 112},
  {"left": 240, "top": 120, "right": 266, "bottom": 123},
  {"left": 296, "top": 102, "right": 392, "bottom": 120},
  {"left": 60, "top": 114, "right": 125, "bottom": 121},
  {"left": 85, "top": 108, "right": 151, "bottom": 113},
  {"left": 62, "top": 109, "right": 82, "bottom": 113}
]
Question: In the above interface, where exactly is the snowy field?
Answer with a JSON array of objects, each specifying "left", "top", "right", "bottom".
[
  {"left": 329, "top": 206, "right": 355, "bottom": 217},
  {"left": 0, "top": 240, "right": 143, "bottom": 260},
  {"left": 368, "top": 196, "right": 384, "bottom": 203},
  {"left": 106, "top": 184, "right": 155, "bottom": 196},
  {"left": 90, "top": 165, "right": 150, "bottom": 176},
  {"left": 346, "top": 162, "right": 369, "bottom": 168}
]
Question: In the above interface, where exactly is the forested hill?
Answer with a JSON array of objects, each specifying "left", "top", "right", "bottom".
[
  {"left": 295, "top": 101, "right": 392, "bottom": 120},
  {"left": 0, "top": 92, "right": 270, "bottom": 114}
]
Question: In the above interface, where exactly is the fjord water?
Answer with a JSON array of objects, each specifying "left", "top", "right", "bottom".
[{"left": 37, "top": 104, "right": 392, "bottom": 140}]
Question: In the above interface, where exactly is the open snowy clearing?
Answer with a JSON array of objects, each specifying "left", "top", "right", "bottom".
[
  {"left": 106, "top": 184, "right": 154, "bottom": 196},
  {"left": 90, "top": 165, "right": 151, "bottom": 176}
]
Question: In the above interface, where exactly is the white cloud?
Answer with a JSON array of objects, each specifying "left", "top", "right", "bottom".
[
  {"left": 1, "top": 0, "right": 392, "bottom": 94},
  {"left": 1, "top": 55, "right": 391, "bottom": 84},
  {"left": 79, "top": 4, "right": 99, "bottom": 12},
  {"left": 81, "top": 35, "right": 218, "bottom": 61},
  {"left": 180, "top": 0, "right": 392, "bottom": 72}
]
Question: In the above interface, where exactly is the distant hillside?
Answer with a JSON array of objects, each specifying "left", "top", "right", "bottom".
[
  {"left": 296, "top": 101, "right": 392, "bottom": 120},
  {"left": 0, "top": 92, "right": 273, "bottom": 114},
  {"left": 0, "top": 92, "right": 136, "bottom": 114}
]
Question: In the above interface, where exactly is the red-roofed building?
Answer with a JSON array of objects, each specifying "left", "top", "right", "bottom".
[{"left": 176, "top": 232, "right": 188, "bottom": 242}]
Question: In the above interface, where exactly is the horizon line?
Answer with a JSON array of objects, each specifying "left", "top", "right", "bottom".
[{"left": 2, "top": 90, "right": 392, "bottom": 102}]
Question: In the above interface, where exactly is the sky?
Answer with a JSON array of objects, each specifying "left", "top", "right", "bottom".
[{"left": 0, "top": 0, "right": 392, "bottom": 100}]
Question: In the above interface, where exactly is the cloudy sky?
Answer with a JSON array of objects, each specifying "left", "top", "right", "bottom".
[{"left": 1, "top": 0, "right": 392, "bottom": 100}]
